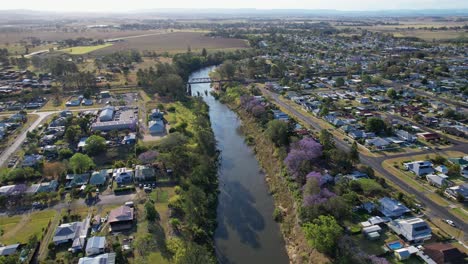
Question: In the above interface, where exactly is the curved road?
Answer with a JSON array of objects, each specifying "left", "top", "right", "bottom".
[
  {"left": 0, "top": 108, "right": 101, "bottom": 167},
  {"left": 262, "top": 88, "right": 468, "bottom": 242},
  {"left": 0, "top": 111, "right": 55, "bottom": 167}
]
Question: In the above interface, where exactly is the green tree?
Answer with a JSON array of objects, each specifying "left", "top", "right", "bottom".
[
  {"left": 319, "top": 129, "right": 335, "bottom": 151},
  {"left": 145, "top": 200, "right": 159, "bottom": 222},
  {"left": 335, "top": 77, "right": 345, "bottom": 87},
  {"left": 365, "top": 117, "right": 386, "bottom": 134},
  {"left": 85, "top": 135, "right": 106, "bottom": 156},
  {"left": 58, "top": 148, "right": 73, "bottom": 160},
  {"left": 201, "top": 48, "right": 207, "bottom": 57},
  {"left": 349, "top": 141, "right": 360, "bottom": 164},
  {"left": 270, "top": 64, "right": 282, "bottom": 78},
  {"left": 303, "top": 215, "right": 343, "bottom": 255},
  {"left": 175, "top": 242, "right": 216, "bottom": 264},
  {"left": 387, "top": 88, "right": 397, "bottom": 99},
  {"left": 69, "top": 153, "right": 95, "bottom": 174},
  {"left": 265, "top": 120, "right": 289, "bottom": 147},
  {"left": 65, "top": 125, "right": 82, "bottom": 143}
]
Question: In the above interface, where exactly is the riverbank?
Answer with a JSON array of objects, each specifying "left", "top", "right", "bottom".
[{"left": 223, "top": 102, "right": 330, "bottom": 264}]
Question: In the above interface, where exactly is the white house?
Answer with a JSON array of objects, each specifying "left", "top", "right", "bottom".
[{"left": 388, "top": 217, "right": 432, "bottom": 243}]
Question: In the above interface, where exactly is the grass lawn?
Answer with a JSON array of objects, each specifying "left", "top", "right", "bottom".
[
  {"left": 0, "top": 210, "right": 57, "bottom": 244},
  {"left": 58, "top": 44, "right": 113, "bottom": 55},
  {"left": 351, "top": 233, "right": 387, "bottom": 256},
  {"left": 165, "top": 101, "right": 197, "bottom": 135}
]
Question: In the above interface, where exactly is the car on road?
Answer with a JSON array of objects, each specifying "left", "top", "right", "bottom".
[{"left": 444, "top": 219, "right": 456, "bottom": 227}]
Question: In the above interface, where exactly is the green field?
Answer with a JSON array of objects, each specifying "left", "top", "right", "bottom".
[
  {"left": 59, "top": 44, "right": 113, "bottom": 55},
  {"left": 0, "top": 210, "right": 57, "bottom": 244}
]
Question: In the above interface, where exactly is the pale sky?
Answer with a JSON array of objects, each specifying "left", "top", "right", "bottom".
[{"left": 1, "top": 0, "right": 467, "bottom": 12}]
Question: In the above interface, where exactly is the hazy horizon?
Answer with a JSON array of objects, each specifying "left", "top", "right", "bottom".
[{"left": 1, "top": 0, "right": 468, "bottom": 13}]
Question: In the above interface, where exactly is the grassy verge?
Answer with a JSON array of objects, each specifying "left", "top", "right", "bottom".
[
  {"left": 0, "top": 210, "right": 57, "bottom": 244},
  {"left": 225, "top": 104, "right": 329, "bottom": 263}
]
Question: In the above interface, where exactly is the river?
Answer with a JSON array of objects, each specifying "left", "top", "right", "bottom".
[{"left": 189, "top": 67, "right": 289, "bottom": 264}]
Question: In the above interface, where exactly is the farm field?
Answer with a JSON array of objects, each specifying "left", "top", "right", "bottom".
[
  {"left": 0, "top": 210, "right": 57, "bottom": 244},
  {"left": 58, "top": 43, "right": 113, "bottom": 54},
  {"left": 0, "top": 29, "right": 168, "bottom": 45},
  {"left": 91, "top": 32, "right": 249, "bottom": 55}
]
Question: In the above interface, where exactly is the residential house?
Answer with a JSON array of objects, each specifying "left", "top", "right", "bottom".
[
  {"left": 89, "top": 170, "right": 108, "bottom": 187},
  {"left": 365, "top": 137, "right": 391, "bottom": 150},
  {"left": 434, "top": 165, "right": 448, "bottom": 174},
  {"left": 53, "top": 220, "right": 88, "bottom": 247},
  {"left": 395, "top": 130, "right": 417, "bottom": 143},
  {"left": 404, "top": 161, "right": 434, "bottom": 177},
  {"left": 66, "top": 173, "right": 90, "bottom": 189},
  {"left": 388, "top": 217, "right": 432, "bottom": 243},
  {"left": 0, "top": 184, "right": 27, "bottom": 196},
  {"left": 423, "top": 243, "right": 466, "bottom": 264},
  {"left": 349, "top": 129, "right": 365, "bottom": 139},
  {"left": 272, "top": 110, "right": 289, "bottom": 121},
  {"left": 378, "top": 197, "right": 410, "bottom": 218},
  {"left": 356, "top": 97, "right": 371, "bottom": 104},
  {"left": 149, "top": 109, "right": 164, "bottom": 121},
  {"left": 0, "top": 244, "right": 20, "bottom": 256},
  {"left": 85, "top": 236, "right": 106, "bottom": 256},
  {"left": 426, "top": 174, "right": 451, "bottom": 188},
  {"left": 121, "top": 133, "right": 136, "bottom": 145},
  {"left": 26, "top": 180, "right": 59, "bottom": 194},
  {"left": 342, "top": 171, "right": 368, "bottom": 181},
  {"left": 21, "top": 154, "right": 44, "bottom": 167},
  {"left": 78, "top": 253, "right": 116, "bottom": 264},
  {"left": 134, "top": 165, "right": 156, "bottom": 182},
  {"left": 394, "top": 246, "right": 419, "bottom": 261},
  {"left": 444, "top": 184, "right": 468, "bottom": 202},
  {"left": 113, "top": 168, "right": 133, "bottom": 185},
  {"left": 108, "top": 206, "right": 134, "bottom": 232},
  {"left": 417, "top": 132, "right": 440, "bottom": 141},
  {"left": 77, "top": 137, "right": 88, "bottom": 151},
  {"left": 148, "top": 120, "right": 165, "bottom": 135}
]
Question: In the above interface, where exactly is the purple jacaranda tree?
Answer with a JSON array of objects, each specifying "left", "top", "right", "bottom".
[
  {"left": 368, "top": 255, "right": 390, "bottom": 264},
  {"left": 306, "top": 171, "right": 325, "bottom": 186},
  {"left": 303, "top": 188, "right": 336, "bottom": 207},
  {"left": 284, "top": 137, "right": 322, "bottom": 183},
  {"left": 138, "top": 150, "right": 158, "bottom": 164}
]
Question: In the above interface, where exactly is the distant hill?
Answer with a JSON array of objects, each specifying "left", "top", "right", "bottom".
[{"left": 0, "top": 8, "right": 467, "bottom": 21}]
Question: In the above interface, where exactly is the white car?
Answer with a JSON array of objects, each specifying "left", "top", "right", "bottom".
[{"left": 444, "top": 219, "right": 456, "bottom": 227}]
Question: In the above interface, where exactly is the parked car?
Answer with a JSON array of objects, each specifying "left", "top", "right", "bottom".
[{"left": 444, "top": 219, "right": 456, "bottom": 227}]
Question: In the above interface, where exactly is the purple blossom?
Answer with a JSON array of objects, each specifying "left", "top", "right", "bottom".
[
  {"left": 368, "top": 255, "right": 390, "bottom": 264},
  {"left": 303, "top": 188, "right": 336, "bottom": 207},
  {"left": 306, "top": 171, "right": 325, "bottom": 186},
  {"left": 251, "top": 104, "right": 266, "bottom": 118},
  {"left": 284, "top": 138, "right": 322, "bottom": 179},
  {"left": 138, "top": 150, "right": 158, "bottom": 164}
]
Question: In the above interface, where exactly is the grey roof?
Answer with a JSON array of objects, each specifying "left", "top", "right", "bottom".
[
  {"left": 0, "top": 244, "right": 20, "bottom": 256},
  {"left": 86, "top": 236, "right": 106, "bottom": 251},
  {"left": 53, "top": 222, "right": 82, "bottom": 243},
  {"left": 78, "top": 253, "right": 116, "bottom": 264},
  {"left": 379, "top": 197, "right": 410, "bottom": 218}
]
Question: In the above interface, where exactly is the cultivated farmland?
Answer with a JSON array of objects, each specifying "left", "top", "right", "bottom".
[
  {"left": 58, "top": 43, "right": 113, "bottom": 54},
  {"left": 91, "top": 32, "right": 249, "bottom": 55}
]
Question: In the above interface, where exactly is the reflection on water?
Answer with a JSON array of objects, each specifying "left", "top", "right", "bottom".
[{"left": 190, "top": 67, "right": 288, "bottom": 264}]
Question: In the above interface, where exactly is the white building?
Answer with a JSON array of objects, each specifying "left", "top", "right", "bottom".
[{"left": 388, "top": 218, "right": 432, "bottom": 244}]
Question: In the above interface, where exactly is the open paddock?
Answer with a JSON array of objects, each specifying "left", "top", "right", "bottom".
[{"left": 91, "top": 32, "right": 249, "bottom": 55}]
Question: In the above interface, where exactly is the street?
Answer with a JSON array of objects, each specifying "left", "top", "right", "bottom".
[{"left": 262, "top": 88, "right": 468, "bottom": 242}]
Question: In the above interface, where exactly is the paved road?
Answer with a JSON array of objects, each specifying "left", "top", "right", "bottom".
[
  {"left": 0, "top": 111, "right": 55, "bottom": 167},
  {"left": 262, "top": 88, "right": 468, "bottom": 241},
  {"left": 0, "top": 108, "right": 102, "bottom": 167}
]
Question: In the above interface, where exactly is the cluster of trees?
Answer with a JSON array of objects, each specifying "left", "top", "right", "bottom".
[
  {"left": 136, "top": 63, "right": 186, "bottom": 99},
  {"left": 135, "top": 98, "right": 218, "bottom": 262},
  {"left": 99, "top": 50, "right": 142, "bottom": 66}
]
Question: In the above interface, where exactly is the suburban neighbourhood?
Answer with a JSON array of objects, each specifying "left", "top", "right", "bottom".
[{"left": 0, "top": 3, "right": 467, "bottom": 264}]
